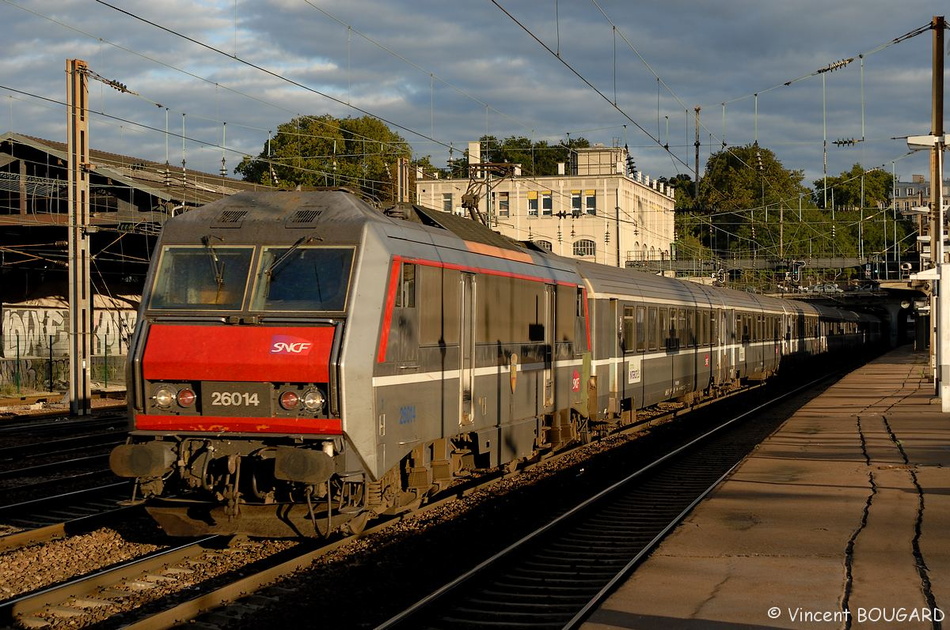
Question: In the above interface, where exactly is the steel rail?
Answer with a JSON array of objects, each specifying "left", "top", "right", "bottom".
[
  {"left": 373, "top": 371, "right": 838, "bottom": 630},
  {"left": 0, "top": 454, "right": 110, "bottom": 481},
  {"left": 0, "top": 433, "right": 125, "bottom": 460},
  {"left": 0, "top": 535, "right": 219, "bottom": 625},
  {"left": 0, "top": 503, "right": 140, "bottom": 552}
]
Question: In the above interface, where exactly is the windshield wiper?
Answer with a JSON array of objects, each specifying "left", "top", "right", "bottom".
[
  {"left": 265, "top": 234, "right": 321, "bottom": 279},
  {"left": 201, "top": 235, "right": 225, "bottom": 289}
]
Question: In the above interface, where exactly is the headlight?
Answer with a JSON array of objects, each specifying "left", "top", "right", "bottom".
[
  {"left": 302, "top": 388, "right": 326, "bottom": 412},
  {"left": 153, "top": 386, "right": 176, "bottom": 408}
]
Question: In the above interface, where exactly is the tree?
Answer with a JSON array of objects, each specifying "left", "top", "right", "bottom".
[
  {"left": 235, "top": 114, "right": 412, "bottom": 202},
  {"left": 813, "top": 164, "right": 904, "bottom": 260},
  {"left": 813, "top": 164, "right": 892, "bottom": 211},
  {"left": 692, "top": 143, "right": 858, "bottom": 260},
  {"left": 659, "top": 173, "right": 695, "bottom": 210},
  {"left": 456, "top": 135, "right": 591, "bottom": 178}
]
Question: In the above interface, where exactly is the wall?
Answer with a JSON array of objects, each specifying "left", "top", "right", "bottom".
[{"left": 0, "top": 306, "right": 136, "bottom": 392}]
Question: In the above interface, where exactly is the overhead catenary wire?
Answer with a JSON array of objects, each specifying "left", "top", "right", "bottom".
[
  {"left": 0, "top": 1, "right": 933, "bottom": 265},
  {"left": 1, "top": 0, "right": 469, "bottom": 185}
]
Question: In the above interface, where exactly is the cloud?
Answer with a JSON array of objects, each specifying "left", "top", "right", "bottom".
[{"left": 0, "top": 0, "right": 941, "bottom": 185}]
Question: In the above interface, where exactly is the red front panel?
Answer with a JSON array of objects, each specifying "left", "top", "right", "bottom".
[
  {"left": 138, "top": 324, "right": 339, "bottom": 435},
  {"left": 135, "top": 414, "right": 342, "bottom": 434},
  {"left": 143, "top": 324, "right": 334, "bottom": 382}
]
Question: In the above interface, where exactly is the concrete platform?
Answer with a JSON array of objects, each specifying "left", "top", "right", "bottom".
[{"left": 583, "top": 345, "right": 950, "bottom": 630}]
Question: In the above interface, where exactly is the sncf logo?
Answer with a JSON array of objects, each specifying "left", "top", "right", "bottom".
[{"left": 270, "top": 335, "right": 313, "bottom": 355}]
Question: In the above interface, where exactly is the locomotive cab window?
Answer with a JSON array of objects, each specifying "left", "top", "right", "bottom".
[
  {"left": 395, "top": 263, "right": 416, "bottom": 308},
  {"left": 253, "top": 246, "right": 354, "bottom": 312},
  {"left": 149, "top": 245, "right": 253, "bottom": 310}
]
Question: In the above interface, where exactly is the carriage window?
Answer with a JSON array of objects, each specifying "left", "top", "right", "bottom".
[
  {"left": 149, "top": 245, "right": 253, "bottom": 310},
  {"left": 682, "top": 309, "right": 692, "bottom": 347},
  {"left": 253, "top": 246, "right": 354, "bottom": 312},
  {"left": 662, "top": 308, "right": 673, "bottom": 349},
  {"left": 622, "top": 306, "right": 635, "bottom": 352}
]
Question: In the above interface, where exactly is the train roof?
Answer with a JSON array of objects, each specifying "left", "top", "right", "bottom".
[
  {"left": 159, "top": 191, "right": 880, "bottom": 325},
  {"left": 158, "top": 189, "right": 382, "bottom": 245},
  {"left": 573, "top": 259, "right": 814, "bottom": 313},
  {"left": 161, "top": 189, "right": 531, "bottom": 251},
  {"left": 157, "top": 189, "right": 578, "bottom": 282}
]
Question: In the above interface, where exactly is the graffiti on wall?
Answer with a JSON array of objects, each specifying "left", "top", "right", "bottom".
[{"left": 1, "top": 307, "right": 137, "bottom": 358}]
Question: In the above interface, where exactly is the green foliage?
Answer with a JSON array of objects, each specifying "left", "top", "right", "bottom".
[
  {"left": 660, "top": 174, "right": 696, "bottom": 210},
  {"left": 813, "top": 164, "right": 892, "bottom": 210},
  {"left": 682, "top": 144, "right": 917, "bottom": 263},
  {"left": 235, "top": 114, "right": 412, "bottom": 202},
  {"left": 452, "top": 135, "right": 592, "bottom": 178},
  {"left": 674, "top": 212, "right": 713, "bottom": 260},
  {"left": 699, "top": 144, "right": 812, "bottom": 214}
]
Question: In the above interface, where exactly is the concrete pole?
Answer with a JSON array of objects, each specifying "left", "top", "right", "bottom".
[
  {"left": 941, "top": 262, "right": 950, "bottom": 412},
  {"left": 930, "top": 17, "right": 947, "bottom": 409},
  {"left": 930, "top": 16, "right": 944, "bottom": 268},
  {"left": 67, "top": 59, "right": 92, "bottom": 416}
]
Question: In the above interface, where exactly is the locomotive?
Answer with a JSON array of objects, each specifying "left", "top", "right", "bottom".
[{"left": 110, "top": 189, "right": 881, "bottom": 537}]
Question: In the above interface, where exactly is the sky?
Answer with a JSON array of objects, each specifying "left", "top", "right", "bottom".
[{"left": 0, "top": 0, "right": 946, "bottom": 189}]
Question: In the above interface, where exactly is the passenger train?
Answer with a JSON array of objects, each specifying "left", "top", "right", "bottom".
[{"left": 110, "top": 189, "right": 882, "bottom": 537}]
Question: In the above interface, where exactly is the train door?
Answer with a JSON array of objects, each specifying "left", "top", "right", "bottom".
[
  {"left": 724, "top": 308, "right": 736, "bottom": 383},
  {"left": 782, "top": 310, "right": 791, "bottom": 356},
  {"left": 609, "top": 298, "right": 620, "bottom": 415},
  {"left": 543, "top": 284, "right": 556, "bottom": 409},
  {"left": 710, "top": 307, "right": 722, "bottom": 388},
  {"left": 459, "top": 273, "right": 476, "bottom": 427}
]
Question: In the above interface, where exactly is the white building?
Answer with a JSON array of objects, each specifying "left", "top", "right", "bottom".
[{"left": 416, "top": 143, "right": 676, "bottom": 267}]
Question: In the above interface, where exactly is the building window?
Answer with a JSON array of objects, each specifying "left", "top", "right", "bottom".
[
  {"left": 442, "top": 193, "right": 453, "bottom": 213},
  {"left": 495, "top": 191, "right": 509, "bottom": 218},
  {"left": 535, "top": 240, "right": 553, "bottom": 251},
  {"left": 571, "top": 190, "right": 582, "bottom": 216},
  {"left": 542, "top": 192, "right": 553, "bottom": 216},
  {"left": 573, "top": 239, "right": 596, "bottom": 257},
  {"left": 585, "top": 190, "right": 596, "bottom": 215},
  {"left": 528, "top": 191, "right": 538, "bottom": 216}
]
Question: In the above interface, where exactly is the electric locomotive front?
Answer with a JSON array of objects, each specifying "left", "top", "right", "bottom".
[{"left": 111, "top": 190, "right": 379, "bottom": 537}]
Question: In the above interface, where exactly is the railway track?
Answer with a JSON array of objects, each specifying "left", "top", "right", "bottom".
[
  {"left": 373, "top": 373, "right": 836, "bottom": 629},
  {"left": 0, "top": 410, "right": 129, "bottom": 528},
  {"left": 0, "top": 432, "right": 125, "bottom": 462},
  {"left": 0, "top": 535, "right": 221, "bottom": 627},
  {"left": 0, "top": 362, "right": 858, "bottom": 628},
  {"left": 0, "top": 413, "right": 126, "bottom": 440},
  {"left": 0, "top": 481, "right": 132, "bottom": 535},
  {"left": 0, "top": 397, "right": 126, "bottom": 426},
  {"left": 0, "top": 503, "right": 141, "bottom": 552},
  {"left": 0, "top": 454, "right": 111, "bottom": 483},
  {"left": 131, "top": 368, "right": 837, "bottom": 629}
]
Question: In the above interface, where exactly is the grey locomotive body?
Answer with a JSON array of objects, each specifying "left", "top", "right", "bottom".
[{"left": 110, "top": 189, "right": 879, "bottom": 537}]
